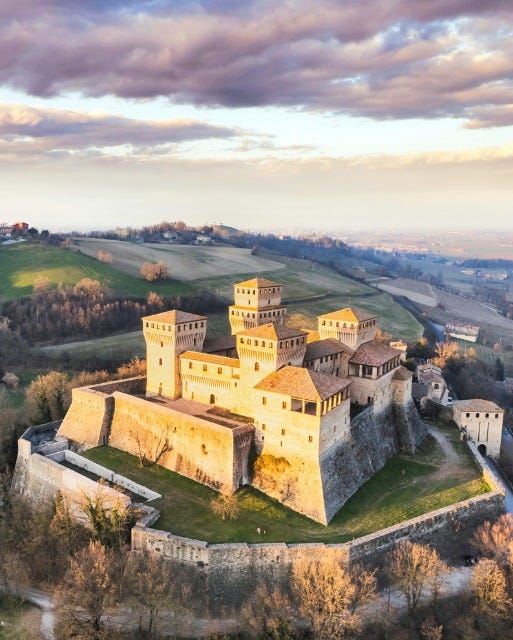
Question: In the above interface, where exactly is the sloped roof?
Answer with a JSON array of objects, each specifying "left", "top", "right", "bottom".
[
  {"left": 318, "top": 307, "right": 377, "bottom": 323},
  {"left": 235, "top": 277, "right": 281, "bottom": 288},
  {"left": 350, "top": 342, "right": 401, "bottom": 366},
  {"left": 143, "top": 310, "right": 206, "bottom": 324},
  {"left": 304, "top": 338, "right": 353, "bottom": 361},
  {"left": 254, "top": 365, "right": 350, "bottom": 401},
  {"left": 203, "top": 335, "right": 237, "bottom": 353},
  {"left": 453, "top": 399, "right": 504, "bottom": 413},
  {"left": 238, "top": 323, "right": 307, "bottom": 341},
  {"left": 180, "top": 351, "right": 240, "bottom": 368},
  {"left": 393, "top": 366, "right": 413, "bottom": 381}
]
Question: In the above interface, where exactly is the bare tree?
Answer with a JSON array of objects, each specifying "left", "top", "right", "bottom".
[
  {"left": 291, "top": 553, "right": 376, "bottom": 639},
  {"left": 473, "top": 514, "right": 513, "bottom": 593},
  {"left": 471, "top": 558, "right": 511, "bottom": 617},
  {"left": 211, "top": 493, "right": 240, "bottom": 520},
  {"left": 140, "top": 261, "right": 169, "bottom": 282},
  {"left": 122, "top": 551, "right": 179, "bottom": 638},
  {"left": 431, "top": 340, "right": 459, "bottom": 368},
  {"left": 386, "top": 541, "right": 448, "bottom": 614},
  {"left": 58, "top": 540, "right": 124, "bottom": 639},
  {"left": 240, "top": 581, "right": 294, "bottom": 639}
]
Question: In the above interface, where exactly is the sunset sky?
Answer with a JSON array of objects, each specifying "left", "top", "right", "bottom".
[{"left": 1, "top": 0, "right": 513, "bottom": 232}]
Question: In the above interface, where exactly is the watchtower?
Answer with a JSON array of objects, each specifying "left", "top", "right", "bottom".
[
  {"left": 142, "top": 310, "right": 207, "bottom": 399},
  {"left": 318, "top": 308, "right": 377, "bottom": 351},
  {"left": 229, "top": 277, "right": 287, "bottom": 335}
]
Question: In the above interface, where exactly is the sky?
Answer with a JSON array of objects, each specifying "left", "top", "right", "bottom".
[{"left": 1, "top": 0, "right": 513, "bottom": 233}]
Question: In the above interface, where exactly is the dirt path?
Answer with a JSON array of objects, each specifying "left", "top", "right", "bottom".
[
  {"left": 426, "top": 424, "right": 459, "bottom": 465},
  {"left": 0, "top": 586, "right": 55, "bottom": 640}
]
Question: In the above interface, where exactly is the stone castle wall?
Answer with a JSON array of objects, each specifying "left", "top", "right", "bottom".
[
  {"left": 132, "top": 442, "right": 505, "bottom": 612},
  {"left": 12, "top": 427, "right": 131, "bottom": 515},
  {"left": 108, "top": 392, "right": 254, "bottom": 493},
  {"left": 57, "top": 377, "right": 146, "bottom": 448}
]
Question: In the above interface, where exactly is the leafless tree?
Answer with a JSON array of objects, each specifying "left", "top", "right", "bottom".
[
  {"left": 471, "top": 558, "right": 511, "bottom": 617},
  {"left": 386, "top": 541, "right": 448, "bottom": 614},
  {"left": 211, "top": 493, "right": 240, "bottom": 520},
  {"left": 291, "top": 552, "right": 376, "bottom": 639}
]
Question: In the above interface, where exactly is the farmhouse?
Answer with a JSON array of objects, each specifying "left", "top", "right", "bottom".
[{"left": 52, "top": 276, "right": 425, "bottom": 524}]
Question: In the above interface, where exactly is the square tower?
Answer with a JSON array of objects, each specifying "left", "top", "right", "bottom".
[
  {"left": 229, "top": 277, "right": 287, "bottom": 335},
  {"left": 142, "top": 310, "right": 206, "bottom": 399},
  {"left": 318, "top": 308, "right": 377, "bottom": 351}
]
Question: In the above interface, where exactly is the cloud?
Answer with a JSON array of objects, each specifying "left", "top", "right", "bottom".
[
  {"left": 0, "top": 104, "right": 235, "bottom": 157},
  {"left": 0, "top": 1, "right": 512, "bottom": 125}
]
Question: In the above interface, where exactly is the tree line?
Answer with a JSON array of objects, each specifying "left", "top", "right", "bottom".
[{"left": 1, "top": 278, "right": 224, "bottom": 344}]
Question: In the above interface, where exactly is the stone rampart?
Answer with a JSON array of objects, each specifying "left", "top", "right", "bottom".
[
  {"left": 56, "top": 377, "right": 146, "bottom": 448},
  {"left": 132, "top": 439, "right": 505, "bottom": 611},
  {"left": 108, "top": 392, "right": 253, "bottom": 493}
]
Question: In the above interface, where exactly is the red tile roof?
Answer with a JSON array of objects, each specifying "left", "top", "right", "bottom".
[
  {"left": 350, "top": 342, "right": 401, "bottom": 366},
  {"left": 254, "top": 365, "right": 350, "bottom": 401}
]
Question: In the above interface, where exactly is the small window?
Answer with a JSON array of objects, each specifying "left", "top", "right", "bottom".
[
  {"left": 308, "top": 435, "right": 313, "bottom": 443},
  {"left": 281, "top": 428, "right": 286, "bottom": 435},
  {"left": 495, "top": 413, "right": 499, "bottom": 419},
  {"left": 188, "top": 361, "right": 193, "bottom": 369},
  {"left": 262, "top": 397, "right": 267, "bottom": 405},
  {"left": 254, "top": 362, "right": 259, "bottom": 372},
  {"left": 158, "top": 358, "right": 162, "bottom": 366},
  {"left": 282, "top": 401, "right": 287, "bottom": 409},
  {"left": 218, "top": 367, "right": 222, "bottom": 374},
  {"left": 203, "top": 364, "right": 207, "bottom": 372},
  {"left": 485, "top": 413, "right": 489, "bottom": 418},
  {"left": 476, "top": 413, "right": 480, "bottom": 418},
  {"left": 466, "top": 412, "right": 470, "bottom": 418},
  {"left": 262, "top": 424, "right": 266, "bottom": 431}
]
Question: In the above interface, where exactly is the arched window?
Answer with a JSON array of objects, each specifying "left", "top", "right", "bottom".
[{"left": 254, "top": 362, "right": 259, "bottom": 371}]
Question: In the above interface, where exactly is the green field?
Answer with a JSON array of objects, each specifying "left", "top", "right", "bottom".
[
  {"left": 83, "top": 425, "right": 486, "bottom": 544},
  {"left": 2, "top": 242, "right": 423, "bottom": 346},
  {"left": 0, "top": 243, "right": 193, "bottom": 301}
]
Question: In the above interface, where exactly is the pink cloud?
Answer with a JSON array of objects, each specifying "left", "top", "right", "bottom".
[{"left": 1, "top": 1, "right": 512, "bottom": 125}]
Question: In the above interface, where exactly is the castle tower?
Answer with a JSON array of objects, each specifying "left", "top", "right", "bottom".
[
  {"left": 229, "top": 277, "right": 287, "bottom": 335},
  {"left": 142, "top": 310, "right": 207, "bottom": 399},
  {"left": 318, "top": 308, "right": 377, "bottom": 351},
  {"left": 234, "top": 324, "right": 307, "bottom": 415}
]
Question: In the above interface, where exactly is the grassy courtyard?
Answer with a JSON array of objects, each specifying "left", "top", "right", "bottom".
[{"left": 83, "top": 424, "right": 488, "bottom": 544}]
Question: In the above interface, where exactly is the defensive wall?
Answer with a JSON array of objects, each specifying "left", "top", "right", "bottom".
[
  {"left": 57, "top": 377, "right": 254, "bottom": 494},
  {"left": 132, "top": 440, "right": 505, "bottom": 611},
  {"left": 12, "top": 424, "right": 132, "bottom": 514},
  {"left": 58, "top": 377, "right": 146, "bottom": 447}
]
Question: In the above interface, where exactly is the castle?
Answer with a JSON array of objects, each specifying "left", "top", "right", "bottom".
[{"left": 53, "top": 276, "right": 425, "bottom": 524}]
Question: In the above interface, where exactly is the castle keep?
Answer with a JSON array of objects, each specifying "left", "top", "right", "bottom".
[{"left": 54, "top": 276, "right": 424, "bottom": 524}]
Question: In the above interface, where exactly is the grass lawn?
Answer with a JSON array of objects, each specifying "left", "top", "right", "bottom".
[
  {"left": 83, "top": 426, "right": 487, "bottom": 545},
  {"left": 0, "top": 594, "right": 40, "bottom": 640},
  {"left": 0, "top": 243, "right": 193, "bottom": 301}
]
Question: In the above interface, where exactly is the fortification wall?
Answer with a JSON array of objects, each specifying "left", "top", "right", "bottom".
[
  {"left": 321, "top": 403, "right": 401, "bottom": 522},
  {"left": 108, "top": 392, "right": 253, "bottom": 493},
  {"left": 133, "top": 444, "right": 505, "bottom": 611},
  {"left": 56, "top": 377, "right": 145, "bottom": 448},
  {"left": 12, "top": 450, "right": 131, "bottom": 516}
]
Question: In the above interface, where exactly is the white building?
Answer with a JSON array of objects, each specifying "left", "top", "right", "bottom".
[{"left": 452, "top": 399, "right": 504, "bottom": 458}]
